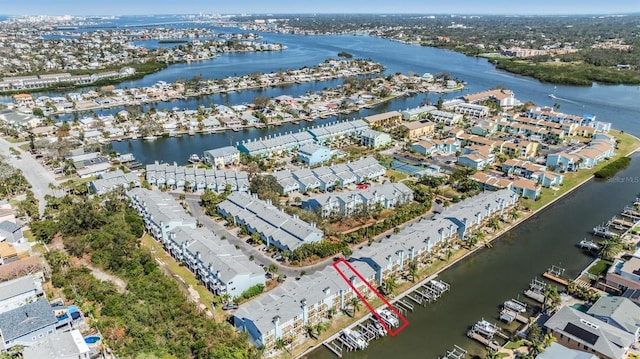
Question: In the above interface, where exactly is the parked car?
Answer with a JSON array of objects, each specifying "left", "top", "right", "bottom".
[{"left": 222, "top": 303, "right": 239, "bottom": 310}]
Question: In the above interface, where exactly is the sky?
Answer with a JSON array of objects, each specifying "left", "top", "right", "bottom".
[{"left": 2, "top": 0, "right": 639, "bottom": 16}]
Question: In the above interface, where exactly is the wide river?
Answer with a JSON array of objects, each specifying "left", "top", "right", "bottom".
[{"left": 9, "top": 22, "right": 640, "bottom": 358}]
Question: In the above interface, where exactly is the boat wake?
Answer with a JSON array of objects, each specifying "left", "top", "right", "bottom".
[{"left": 548, "top": 93, "right": 581, "bottom": 105}]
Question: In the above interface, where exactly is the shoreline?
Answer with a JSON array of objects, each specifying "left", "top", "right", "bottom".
[{"left": 293, "top": 135, "right": 640, "bottom": 359}]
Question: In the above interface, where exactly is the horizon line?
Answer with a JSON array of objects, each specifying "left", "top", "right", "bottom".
[{"left": 2, "top": 12, "right": 640, "bottom": 17}]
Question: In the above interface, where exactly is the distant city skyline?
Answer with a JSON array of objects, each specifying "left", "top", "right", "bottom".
[{"left": 2, "top": 0, "right": 639, "bottom": 16}]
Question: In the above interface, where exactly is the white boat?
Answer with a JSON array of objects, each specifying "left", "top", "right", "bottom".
[
  {"left": 340, "top": 328, "right": 368, "bottom": 350},
  {"left": 372, "top": 320, "right": 388, "bottom": 336},
  {"left": 376, "top": 308, "right": 399, "bottom": 327},
  {"left": 578, "top": 239, "right": 601, "bottom": 251},
  {"left": 503, "top": 299, "right": 526, "bottom": 313},
  {"left": 473, "top": 320, "right": 497, "bottom": 337},
  {"left": 188, "top": 154, "right": 201, "bottom": 163},
  {"left": 430, "top": 280, "right": 448, "bottom": 292},
  {"left": 142, "top": 135, "right": 157, "bottom": 141}
]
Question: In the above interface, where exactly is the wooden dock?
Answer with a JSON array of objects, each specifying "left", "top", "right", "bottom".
[
  {"left": 500, "top": 308, "right": 528, "bottom": 324},
  {"left": 466, "top": 331, "right": 500, "bottom": 351},
  {"left": 524, "top": 290, "right": 545, "bottom": 303},
  {"left": 543, "top": 272, "right": 568, "bottom": 286}
]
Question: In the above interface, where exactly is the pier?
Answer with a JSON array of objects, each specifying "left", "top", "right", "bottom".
[
  {"left": 499, "top": 308, "right": 528, "bottom": 324},
  {"left": 466, "top": 330, "right": 500, "bottom": 351},
  {"left": 543, "top": 265, "right": 568, "bottom": 286}
]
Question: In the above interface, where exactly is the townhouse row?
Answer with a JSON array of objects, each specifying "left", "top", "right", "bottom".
[
  {"left": 233, "top": 189, "right": 518, "bottom": 350},
  {"left": 126, "top": 188, "right": 265, "bottom": 298},
  {"left": 145, "top": 162, "right": 250, "bottom": 192}
]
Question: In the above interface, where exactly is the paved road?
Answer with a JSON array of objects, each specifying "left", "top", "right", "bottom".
[
  {"left": 184, "top": 194, "right": 442, "bottom": 277},
  {"left": 0, "top": 139, "right": 59, "bottom": 216}
]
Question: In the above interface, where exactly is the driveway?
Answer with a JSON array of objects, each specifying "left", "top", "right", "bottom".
[
  {"left": 0, "top": 138, "right": 59, "bottom": 216},
  {"left": 184, "top": 194, "right": 442, "bottom": 277}
]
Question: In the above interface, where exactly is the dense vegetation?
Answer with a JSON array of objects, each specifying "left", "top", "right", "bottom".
[
  {"left": 37, "top": 192, "right": 260, "bottom": 359},
  {"left": 495, "top": 59, "right": 640, "bottom": 86},
  {"left": 594, "top": 156, "right": 631, "bottom": 179}
]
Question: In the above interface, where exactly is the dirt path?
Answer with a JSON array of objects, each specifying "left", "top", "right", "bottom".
[{"left": 87, "top": 264, "right": 128, "bottom": 293}]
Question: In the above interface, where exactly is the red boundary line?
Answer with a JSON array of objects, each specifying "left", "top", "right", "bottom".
[{"left": 332, "top": 258, "right": 409, "bottom": 336}]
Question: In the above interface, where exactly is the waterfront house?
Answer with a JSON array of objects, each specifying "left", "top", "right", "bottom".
[
  {"left": 166, "top": 226, "right": 264, "bottom": 298},
  {"left": 501, "top": 159, "right": 563, "bottom": 188},
  {"left": 546, "top": 152, "right": 582, "bottom": 172},
  {"left": 544, "top": 306, "right": 634, "bottom": 359},
  {"left": 22, "top": 330, "right": 90, "bottom": 359},
  {"left": 217, "top": 192, "right": 323, "bottom": 252},
  {"left": 511, "top": 178, "right": 541, "bottom": 200},
  {"left": 535, "top": 342, "right": 598, "bottom": 359},
  {"left": 126, "top": 188, "right": 197, "bottom": 242},
  {"left": 296, "top": 143, "right": 332, "bottom": 166},
  {"left": 238, "top": 131, "right": 314, "bottom": 157},
  {"left": 203, "top": 146, "right": 240, "bottom": 168},
  {"left": 605, "top": 256, "right": 640, "bottom": 292},
  {"left": 0, "top": 275, "right": 43, "bottom": 314},
  {"left": 0, "top": 299, "right": 58, "bottom": 351},
  {"left": 402, "top": 120, "right": 435, "bottom": 139},
  {"left": 359, "top": 128, "right": 392, "bottom": 148},
  {"left": 463, "top": 89, "right": 517, "bottom": 107},
  {"left": 586, "top": 296, "right": 640, "bottom": 341},
  {"left": 363, "top": 111, "right": 402, "bottom": 127},
  {"left": 233, "top": 260, "right": 376, "bottom": 350}
]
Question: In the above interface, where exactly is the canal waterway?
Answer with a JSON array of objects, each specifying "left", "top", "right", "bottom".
[{"left": 305, "top": 154, "right": 640, "bottom": 359}]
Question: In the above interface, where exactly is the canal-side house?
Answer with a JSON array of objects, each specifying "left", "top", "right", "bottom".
[
  {"left": 535, "top": 342, "right": 599, "bottom": 359},
  {"left": 233, "top": 261, "right": 376, "bottom": 350},
  {"left": 0, "top": 299, "right": 58, "bottom": 352},
  {"left": 165, "top": 226, "right": 265, "bottom": 298},
  {"left": 586, "top": 296, "right": 640, "bottom": 341},
  {"left": 501, "top": 160, "right": 564, "bottom": 188},
  {"left": 544, "top": 306, "right": 634, "bottom": 359},
  {"left": 434, "top": 189, "right": 519, "bottom": 239},
  {"left": 605, "top": 256, "right": 640, "bottom": 292},
  {"left": 296, "top": 143, "right": 332, "bottom": 166},
  {"left": 203, "top": 146, "right": 240, "bottom": 168},
  {"left": 545, "top": 152, "right": 582, "bottom": 172},
  {"left": 126, "top": 188, "right": 197, "bottom": 242},
  {"left": 217, "top": 192, "right": 323, "bottom": 251},
  {"left": 238, "top": 131, "right": 314, "bottom": 157}
]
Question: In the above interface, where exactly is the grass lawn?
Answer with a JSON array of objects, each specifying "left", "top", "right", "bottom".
[
  {"left": 505, "top": 339, "right": 525, "bottom": 350},
  {"left": 520, "top": 131, "right": 640, "bottom": 212},
  {"left": 386, "top": 169, "right": 408, "bottom": 182},
  {"left": 588, "top": 259, "right": 613, "bottom": 276}
]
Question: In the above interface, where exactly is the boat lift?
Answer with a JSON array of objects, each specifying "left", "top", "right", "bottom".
[{"left": 439, "top": 345, "right": 467, "bottom": 359}]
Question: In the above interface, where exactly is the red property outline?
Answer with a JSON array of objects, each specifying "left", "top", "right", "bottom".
[{"left": 332, "top": 258, "right": 409, "bottom": 336}]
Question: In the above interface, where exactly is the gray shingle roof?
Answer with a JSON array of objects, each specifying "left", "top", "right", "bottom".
[
  {"left": 544, "top": 306, "right": 634, "bottom": 359},
  {"left": 0, "top": 276, "right": 37, "bottom": 302},
  {"left": 23, "top": 330, "right": 90, "bottom": 359},
  {"left": 0, "top": 299, "right": 56, "bottom": 342},
  {"left": 0, "top": 221, "right": 21, "bottom": 234},
  {"left": 587, "top": 296, "right": 640, "bottom": 335}
]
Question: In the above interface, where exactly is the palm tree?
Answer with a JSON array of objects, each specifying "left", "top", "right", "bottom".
[
  {"left": 315, "top": 322, "right": 328, "bottom": 336},
  {"left": 487, "top": 216, "right": 500, "bottom": 231},
  {"left": 483, "top": 348, "right": 501, "bottom": 359},
  {"left": 543, "top": 285, "right": 561, "bottom": 313},
  {"left": 509, "top": 207, "right": 520, "bottom": 221},
  {"left": 350, "top": 297, "right": 361, "bottom": 316},
  {"left": 383, "top": 277, "right": 397, "bottom": 296},
  {"left": 599, "top": 238, "right": 622, "bottom": 260},
  {"left": 408, "top": 260, "right": 418, "bottom": 282}
]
